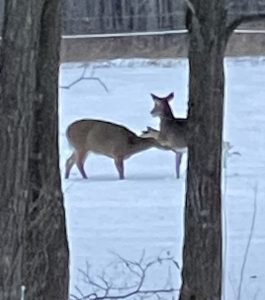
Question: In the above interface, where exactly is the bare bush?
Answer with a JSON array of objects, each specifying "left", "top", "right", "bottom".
[{"left": 70, "top": 251, "right": 180, "bottom": 300}]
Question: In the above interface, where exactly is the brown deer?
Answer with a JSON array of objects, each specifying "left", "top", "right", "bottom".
[
  {"left": 140, "top": 126, "right": 171, "bottom": 151},
  {"left": 65, "top": 119, "right": 162, "bottom": 180},
  {"left": 148, "top": 92, "right": 188, "bottom": 178}
]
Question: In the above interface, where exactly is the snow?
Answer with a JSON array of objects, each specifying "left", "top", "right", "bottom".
[{"left": 59, "top": 57, "right": 265, "bottom": 300}]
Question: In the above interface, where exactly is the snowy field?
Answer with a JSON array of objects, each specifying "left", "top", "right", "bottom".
[{"left": 59, "top": 57, "right": 265, "bottom": 300}]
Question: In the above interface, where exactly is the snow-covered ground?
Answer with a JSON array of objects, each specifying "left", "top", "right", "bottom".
[{"left": 59, "top": 57, "right": 265, "bottom": 300}]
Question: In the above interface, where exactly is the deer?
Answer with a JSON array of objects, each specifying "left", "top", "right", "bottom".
[
  {"left": 140, "top": 126, "right": 172, "bottom": 152},
  {"left": 146, "top": 92, "right": 188, "bottom": 178},
  {"left": 64, "top": 119, "right": 162, "bottom": 180},
  {"left": 142, "top": 93, "right": 237, "bottom": 178}
]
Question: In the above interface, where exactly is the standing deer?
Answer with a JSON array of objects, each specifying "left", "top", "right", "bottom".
[
  {"left": 148, "top": 92, "right": 188, "bottom": 178},
  {"left": 143, "top": 93, "right": 236, "bottom": 178},
  {"left": 65, "top": 119, "right": 162, "bottom": 180}
]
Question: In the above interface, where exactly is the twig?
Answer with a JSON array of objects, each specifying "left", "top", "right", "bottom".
[
  {"left": 60, "top": 65, "right": 109, "bottom": 93},
  {"left": 237, "top": 184, "right": 258, "bottom": 300},
  {"left": 113, "top": 254, "right": 143, "bottom": 278},
  {"left": 75, "top": 285, "right": 86, "bottom": 299},
  {"left": 139, "top": 249, "right": 146, "bottom": 265}
]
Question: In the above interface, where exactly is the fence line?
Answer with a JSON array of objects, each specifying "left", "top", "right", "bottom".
[
  {"left": 62, "top": 29, "right": 187, "bottom": 39},
  {"left": 0, "top": 29, "right": 264, "bottom": 41},
  {"left": 61, "top": 29, "right": 265, "bottom": 39}
]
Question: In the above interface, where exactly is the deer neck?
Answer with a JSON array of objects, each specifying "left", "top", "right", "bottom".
[
  {"left": 160, "top": 114, "right": 176, "bottom": 128},
  {"left": 160, "top": 105, "right": 175, "bottom": 122},
  {"left": 126, "top": 137, "right": 157, "bottom": 157}
]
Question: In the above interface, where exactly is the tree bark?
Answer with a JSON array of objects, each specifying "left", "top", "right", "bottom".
[
  {"left": 0, "top": 1, "right": 69, "bottom": 300},
  {"left": 179, "top": 1, "right": 227, "bottom": 300}
]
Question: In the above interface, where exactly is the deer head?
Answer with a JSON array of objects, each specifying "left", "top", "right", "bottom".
[
  {"left": 150, "top": 92, "right": 175, "bottom": 118},
  {"left": 140, "top": 126, "right": 159, "bottom": 139}
]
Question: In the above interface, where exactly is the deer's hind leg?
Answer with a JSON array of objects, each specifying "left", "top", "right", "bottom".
[
  {"left": 65, "top": 152, "right": 76, "bottom": 179},
  {"left": 76, "top": 150, "right": 89, "bottom": 179}
]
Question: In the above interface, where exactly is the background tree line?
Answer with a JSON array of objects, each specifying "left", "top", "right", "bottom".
[
  {"left": 0, "top": 0, "right": 265, "bottom": 34},
  {"left": 62, "top": 0, "right": 265, "bottom": 34}
]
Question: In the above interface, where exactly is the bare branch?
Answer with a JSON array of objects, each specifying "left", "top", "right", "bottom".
[
  {"left": 184, "top": 0, "right": 195, "bottom": 15},
  {"left": 172, "top": 259, "right": 180, "bottom": 270},
  {"left": 226, "top": 13, "right": 265, "bottom": 37},
  {"left": 72, "top": 253, "right": 180, "bottom": 300},
  {"left": 76, "top": 287, "right": 178, "bottom": 300},
  {"left": 78, "top": 268, "right": 109, "bottom": 292},
  {"left": 74, "top": 285, "right": 86, "bottom": 299},
  {"left": 113, "top": 254, "right": 143, "bottom": 278},
  {"left": 70, "top": 294, "right": 80, "bottom": 300},
  {"left": 60, "top": 65, "right": 109, "bottom": 93}
]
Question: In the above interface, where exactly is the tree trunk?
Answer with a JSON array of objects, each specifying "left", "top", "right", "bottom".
[
  {"left": 179, "top": 1, "right": 227, "bottom": 300},
  {"left": 0, "top": 1, "right": 69, "bottom": 300}
]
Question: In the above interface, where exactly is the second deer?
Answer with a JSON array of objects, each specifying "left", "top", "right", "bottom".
[
  {"left": 65, "top": 119, "right": 162, "bottom": 180},
  {"left": 145, "top": 92, "right": 188, "bottom": 178}
]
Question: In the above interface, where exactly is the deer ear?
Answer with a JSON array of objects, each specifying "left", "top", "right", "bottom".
[
  {"left": 150, "top": 93, "right": 159, "bottom": 100},
  {"left": 166, "top": 92, "right": 174, "bottom": 101}
]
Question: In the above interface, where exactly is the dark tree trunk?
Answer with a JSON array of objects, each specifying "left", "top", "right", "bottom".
[
  {"left": 179, "top": 1, "right": 228, "bottom": 300},
  {"left": 0, "top": 1, "right": 69, "bottom": 300}
]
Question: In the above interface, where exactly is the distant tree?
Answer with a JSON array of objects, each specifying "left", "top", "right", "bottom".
[
  {"left": 179, "top": 0, "right": 265, "bottom": 299},
  {"left": 0, "top": 1, "right": 69, "bottom": 300}
]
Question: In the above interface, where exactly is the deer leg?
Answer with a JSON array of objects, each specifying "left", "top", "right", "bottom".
[
  {"left": 76, "top": 150, "right": 88, "bottom": 179},
  {"left": 175, "top": 152, "right": 183, "bottom": 179},
  {"left": 65, "top": 152, "right": 76, "bottom": 179},
  {"left": 114, "top": 157, "right": 124, "bottom": 180}
]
